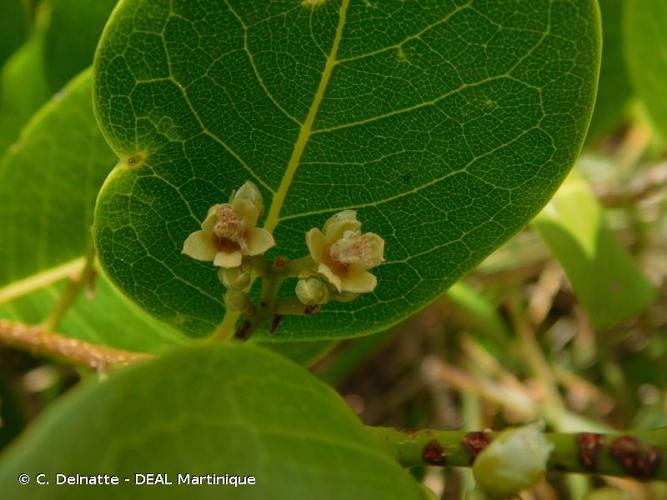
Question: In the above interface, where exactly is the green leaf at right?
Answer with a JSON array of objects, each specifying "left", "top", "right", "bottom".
[
  {"left": 0, "top": 344, "right": 427, "bottom": 500},
  {"left": 533, "top": 171, "right": 656, "bottom": 329},
  {"left": 93, "top": 0, "right": 601, "bottom": 340},
  {"left": 624, "top": 0, "right": 667, "bottom": 139}
]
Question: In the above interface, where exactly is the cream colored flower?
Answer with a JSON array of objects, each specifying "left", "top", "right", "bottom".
[
  {"left": 305, "top": 210, "right": 384, "bottom": 294},
  {"left": 182, "top": 183, "right": 274, "bottom": 268},
  {"left": 472, "top": 423, "right": 553, "bottom": 499}
]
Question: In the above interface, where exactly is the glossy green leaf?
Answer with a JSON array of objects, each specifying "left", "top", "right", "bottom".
[
  {"left": 0, "top": 70, "right": 187, "bottom": 353},
  {"left": 0, "top": 0, "right": 29, "bottom": 69},
  {"left": 0, "top": 345, "right": 426, "bottom": 500},
  {"left": 624, "top": 0, "right": 667, "bottom": 139},
  {"left": 586, "top": 0, "right": 632, "bottom": 142},
  {"left": 533, "top": 171, "right": 656, "bottom": 329},
  {"left": 93, "top": 0, "right": 600, "bottom": 340}
]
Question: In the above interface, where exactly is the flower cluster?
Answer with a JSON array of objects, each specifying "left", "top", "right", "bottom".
[{"left": 181, "top": 181, "right": 386, "bottom": 334}]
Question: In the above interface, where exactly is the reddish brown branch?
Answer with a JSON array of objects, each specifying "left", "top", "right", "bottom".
[{"left": 0, "top": 319, "right": 148, "bottom": 371}]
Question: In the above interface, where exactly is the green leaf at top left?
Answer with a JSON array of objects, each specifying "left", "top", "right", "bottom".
[{"left": 0, "top": 69, "right": 186, "bottom": 353}]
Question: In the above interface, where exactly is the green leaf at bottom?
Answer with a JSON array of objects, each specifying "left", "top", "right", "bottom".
[{"left": 0, "top": 344, "right": 426, "bottom": 500}]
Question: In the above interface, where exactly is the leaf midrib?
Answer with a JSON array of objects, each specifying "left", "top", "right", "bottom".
[
  {"left": 262, "top": 0, "right": 350, "bottom": 233},
  {"left": 215, "top": 0, "right": 350, "bottom": 336}
]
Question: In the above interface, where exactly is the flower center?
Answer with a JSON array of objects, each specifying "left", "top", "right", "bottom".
[
  {"left": 212, "top": 204, "right": 247, "bottom": 252},
  {"left": 328, "top": 230, "right": 382, "bottom": 271}
]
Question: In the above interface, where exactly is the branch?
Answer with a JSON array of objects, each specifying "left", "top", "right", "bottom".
[
  {"left": 0, "top": 320, "right": 148, "bottom": 371},
  {"left": 367, "top": 426, "right": 667, "bottom": 481}
]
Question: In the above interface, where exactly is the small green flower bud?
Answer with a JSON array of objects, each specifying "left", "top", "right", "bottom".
[
  {"left": 218, "top": 266, "right": 251, "bottom": 290},
  {"left": 233, "top": 180, "right": 264, "bottom": 215},
  {"left": 472, "top": 423, "right": 553, "bottom": 499},
  {"left": 224, "top": 290, "right": 249, "bottom": 311},
  {"left": 295, "top": 277, "right": 330, "bottom": 305}
]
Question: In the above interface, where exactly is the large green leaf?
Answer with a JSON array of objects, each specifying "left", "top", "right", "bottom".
[
  {"left": 0, "top": 344, "right": 426, "bottom": 500},
  {"left": 624, "top": 0, "right": 667, "bottom": 139},
  {"left": 93, "top": 0, "right": 600, "bottom": 340},
  {"left": 0, "top": 70, "right": 187, "bottom": 353},
  {"left": 586, "top": 0, "right": 632, "bottom": 142},
  {"left": 533, "top": 171, "right": 656, "bottom": 329}
]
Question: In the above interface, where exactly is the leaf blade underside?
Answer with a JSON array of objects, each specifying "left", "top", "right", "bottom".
[{"left": 93, "top": 0, "right": 600, "bottom": 339}]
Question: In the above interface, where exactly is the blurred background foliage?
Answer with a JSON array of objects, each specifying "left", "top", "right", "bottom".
[{"left": 0, "top": 1, "right": 666, "bottom": 498}]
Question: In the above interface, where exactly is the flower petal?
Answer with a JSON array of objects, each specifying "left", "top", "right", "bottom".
[
  {"left": 306, "top": 228, "right": 326, "bottom": 261},
  {"left": 233, "top": 198, "right": 259, "bottom": 227},
  {"left": 245, "top": 227, "right": 276, "bottom": 255},
  {"left": 182, "top": 230, "right": 217, "bottom": 261},
  {"left": 340, "top": 270, "right": 377, "bottom": 294},
  {"left": 325, "top": 218, "right": 362, "bottom": 241},
  {"left": 363, "top": 232, "right": 385, "bottom": 268},
  {"left": 214, "top": 250, "right": 243, "bottom": 268},
  {"left": 202, "top": 204, "right": 223, "bottom": 232},
  {"left": 318, "top": 263, "right": 342, "bottom": 292}
]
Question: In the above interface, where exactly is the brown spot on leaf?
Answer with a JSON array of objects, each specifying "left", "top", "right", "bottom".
[
  {"left": 463, "top": 431, "right": 492, "bottom": 464},
  {"left": 609, "top": 436, "right": 662, "bottom": 479},
  {"left": 576, "top": 432, "right": 605, "bottom": 469},
  {"left": 422, "top": 439, "right": 446, "bottom": 465}
]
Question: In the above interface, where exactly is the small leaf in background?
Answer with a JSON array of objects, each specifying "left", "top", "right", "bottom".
[
  {"left": 44, "top": 0, "right": 118, "bottom": 93},
  {"left": 586, "top": 0, "right": 633, "bottom": 142},
  {"left": 624, "top": 0, "right": 667, "bottom": 139},
  {"left": 93, "top": 0, "right": 600, "bottom": 340},
  {"left": 0, "top": 345, "right": 427, "bottom": 500},
  {"left": 0, "top": 0, "right": 117, "bottom": 156},
  {"left": 533, "top": 171, "right": 656, "bottom": 329},
  {"left": 0, "top": 0, "right": 29, "bottom": 69},
  {"left": 0, "top": 14, "right": 49, "bottom": 156}
]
